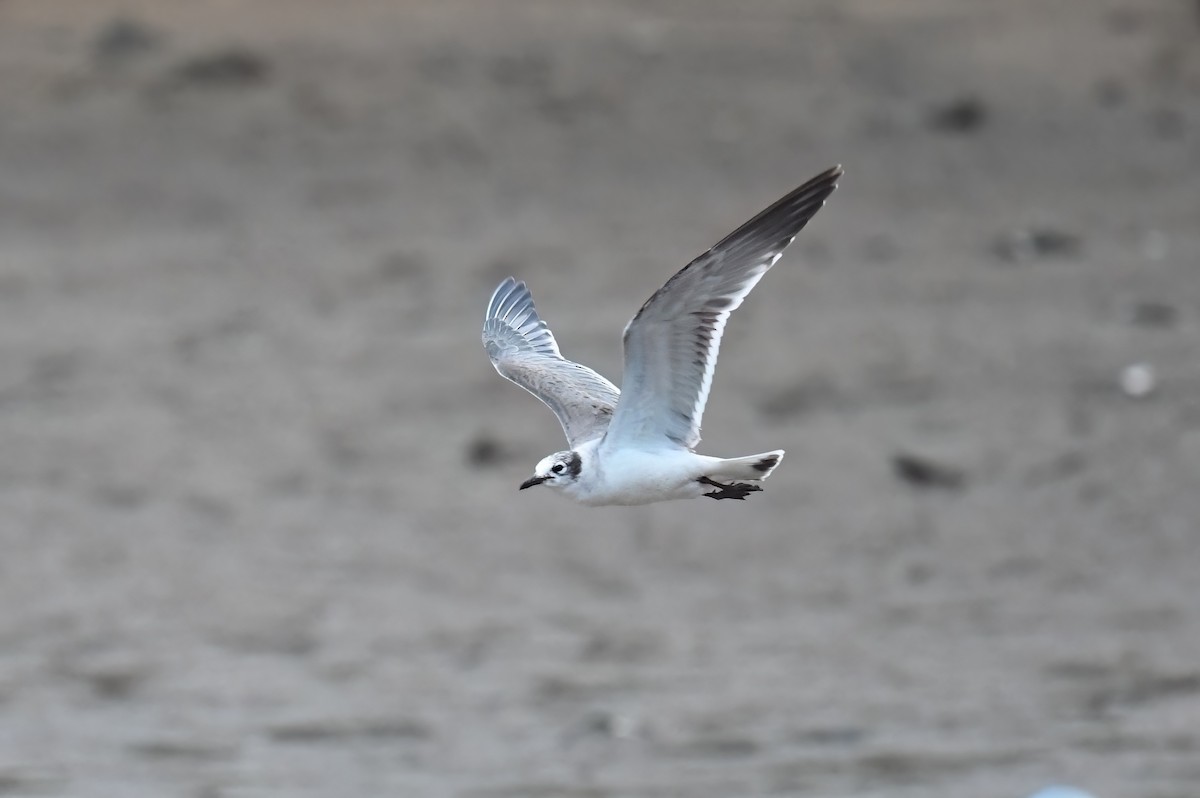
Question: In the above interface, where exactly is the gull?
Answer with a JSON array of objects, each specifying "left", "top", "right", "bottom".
[{"left": 481, "top": 165, "right": 841, "bottom": 506}]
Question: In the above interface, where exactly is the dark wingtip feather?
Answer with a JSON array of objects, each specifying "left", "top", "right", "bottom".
[{"left": 706, "top": 165, "right": 843, "bottom": 262}]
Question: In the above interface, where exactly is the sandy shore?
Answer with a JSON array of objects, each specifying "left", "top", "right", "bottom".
[{"left": 1, "top": 1, "right": 1198, "bottom": 796}]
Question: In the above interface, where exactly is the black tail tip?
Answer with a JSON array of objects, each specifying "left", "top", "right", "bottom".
[{"left": 752, "top": 455, "right": 780, "bottom": 473}]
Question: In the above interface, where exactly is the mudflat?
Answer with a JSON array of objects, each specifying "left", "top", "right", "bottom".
[{"left": 1, "top": 2, "right": 1198, "bottom": 796}]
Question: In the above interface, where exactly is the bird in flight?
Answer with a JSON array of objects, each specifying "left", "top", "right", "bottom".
[{"left": 481, "top": 165, "right": 842, "bottom": 506}]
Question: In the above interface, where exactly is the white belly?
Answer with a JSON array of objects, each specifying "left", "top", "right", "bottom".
[{"left": 569, "top": 447, "right": 708, "bottom": 506}]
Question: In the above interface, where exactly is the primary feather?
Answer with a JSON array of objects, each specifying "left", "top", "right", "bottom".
[{"left": 482, "top": 277, "right": 620, "bottom": 447}]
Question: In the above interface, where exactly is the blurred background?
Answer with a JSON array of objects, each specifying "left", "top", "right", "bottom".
[{"left": 1, "top": 1, "right": 1198, "bottom": 796}]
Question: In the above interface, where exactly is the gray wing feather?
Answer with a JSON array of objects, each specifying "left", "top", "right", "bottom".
[
  {"left": 483, "top": 277, "right": 620, "bottom": 447},
  {"left": 605, "top": 166, "right": 842, "bottom": 449}
]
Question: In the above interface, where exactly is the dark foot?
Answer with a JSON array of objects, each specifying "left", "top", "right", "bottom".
[{"left": 697, "top": 476, "right": 763, "bottom": 501}]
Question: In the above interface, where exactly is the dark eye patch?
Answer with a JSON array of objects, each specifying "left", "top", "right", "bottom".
[{"left": 551, "top": 464, "right": 564, "bottom": 473}]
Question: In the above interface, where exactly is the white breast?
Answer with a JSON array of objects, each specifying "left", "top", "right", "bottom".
[{"left": 570, "top": 445, "right": 707, "bottom": 506}]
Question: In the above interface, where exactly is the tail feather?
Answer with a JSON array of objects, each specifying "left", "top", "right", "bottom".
[{"left": 708, "top": 449, "right": 784, "bottom": 481}]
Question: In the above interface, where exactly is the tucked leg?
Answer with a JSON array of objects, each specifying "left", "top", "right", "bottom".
[{"left": 697, "top": 476, "right": 763, "bottom": 501}]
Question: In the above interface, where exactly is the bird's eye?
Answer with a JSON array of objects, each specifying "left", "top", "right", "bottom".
[{"left": 551, "top": 464, "right": 564, "bottom": 473}]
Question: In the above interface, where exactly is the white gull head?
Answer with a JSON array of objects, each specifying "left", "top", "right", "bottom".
[{"left": 520, "top": 450, "right": 583, "bottom": 492}]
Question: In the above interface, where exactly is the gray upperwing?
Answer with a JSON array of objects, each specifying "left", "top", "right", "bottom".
[
  {"left": 483, "top": 278, "right": 620, "bottom": 448},
  {"left": 605, "top": 166, "right": 842, "bottom": 450}
]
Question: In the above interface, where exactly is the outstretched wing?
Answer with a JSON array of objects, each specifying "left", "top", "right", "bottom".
[
  {"left": 482, "top": 277, "right": 620, "bottom": 447},
  {"left": 604, "top": 166, "right": 842, "bottom": 449}
]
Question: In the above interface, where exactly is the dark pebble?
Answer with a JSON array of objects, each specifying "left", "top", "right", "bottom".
[
  {"left": 891, "top": 452, "right": 967, "bottom": 491},
  {"left": 466, "top": 434, "right": 506, "bottom": 467},
  {"left": 93, "top": 17, "right": 162, "bottom": 65},
  {"left": 990, "top": 227, "right": 1082, "bottom": 263},
  {"left": 169, "top": 48, "right": 271, "bottom": 88},
  {"left": 927, "top": 96, "right": 987, "bottom": 134},
  {"left": 1129, "top": 300, "right": 1177, "bottom": 329}
]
